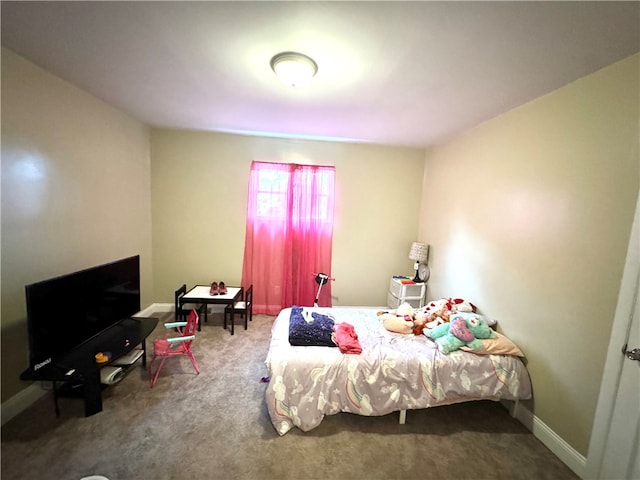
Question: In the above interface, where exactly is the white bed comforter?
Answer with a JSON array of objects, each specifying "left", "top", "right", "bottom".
[{"left": 265, "top": 307, "right": 532, "bottom": 435}]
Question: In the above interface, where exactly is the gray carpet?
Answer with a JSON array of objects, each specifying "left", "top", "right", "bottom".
[{"left": 1, "top": 311, "right": 578, "bottom": 480}]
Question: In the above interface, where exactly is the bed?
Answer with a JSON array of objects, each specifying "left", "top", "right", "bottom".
[{"left": 265, "top": 306, "right": 532, "bottom": 436}]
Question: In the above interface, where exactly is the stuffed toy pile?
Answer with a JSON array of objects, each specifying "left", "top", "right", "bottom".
[
  {"left": 425, "top": 313, "right": 495, "bottom": 354},
  {"left": 377, "top": 298, "right": 493, "bottom": 339},
  {"left": 423, "top": 297, "right": 477, "bottom": 330}
]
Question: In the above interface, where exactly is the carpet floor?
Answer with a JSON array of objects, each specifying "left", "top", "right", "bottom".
[{"left": 1, "top": 311, "right": 579, "bottom": 480}]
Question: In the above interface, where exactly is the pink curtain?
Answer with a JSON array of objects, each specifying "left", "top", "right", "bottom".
[{"left": 242, "top": 161, "right": 335, "bottom": 315}]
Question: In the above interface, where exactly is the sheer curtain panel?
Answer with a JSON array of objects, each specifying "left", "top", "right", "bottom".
[{"left": 242, "top": 161, "right": 335, "bottom": 314}]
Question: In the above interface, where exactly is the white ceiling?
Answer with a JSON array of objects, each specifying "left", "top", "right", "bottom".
[{"left": 2, "top": 1, "right": 639, "bottom": 148}]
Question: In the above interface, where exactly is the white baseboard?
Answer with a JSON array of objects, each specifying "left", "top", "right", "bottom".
[
  {"left": 502, "top": 400, "right": 586, "bottom": 479},
  {"left": 138, "top": 302, "right": 225, "bottom": 314},
  {"left": 139, "top": 302, "right": 171, "bottom": 314},
  {"left": 152, "top": 303, "right": 225, "bottom": 314}
]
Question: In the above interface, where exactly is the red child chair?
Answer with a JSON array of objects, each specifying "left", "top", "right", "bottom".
[{"left": 149, "top": 309, "right": 200, "bottom": 387}]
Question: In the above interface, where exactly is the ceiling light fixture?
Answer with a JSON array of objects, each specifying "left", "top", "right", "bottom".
[{"left": 270, "top": 51, "right": 318, "bottom": 87}]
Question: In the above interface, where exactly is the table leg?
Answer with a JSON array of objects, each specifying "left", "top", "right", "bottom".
[
  {"left": 231, "top": 307, "right": 235, "bottom": 335},
  {"left": 141, "top": 339, "right": 147, "bottom": 367},
  {"left": 83, "top": 369, "right": 103, "bottom": 417},
  {"left": 52, "top": 380, "right": 60, "bottom": 418}
]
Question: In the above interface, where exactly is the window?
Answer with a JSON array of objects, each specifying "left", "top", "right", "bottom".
[
  {"left": 242, "top": 161, "right": 335, "bottom": 314},
  {"left": 253, "top": 165, "right": 333, "bottom": 223}
]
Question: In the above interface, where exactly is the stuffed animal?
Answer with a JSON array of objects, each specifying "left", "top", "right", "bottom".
[
  {"left": 449, "top": 298, "right": 476, "bottom": 313},
  {"left": 423, "top": 297, "right": 477, "bottom": 330},
  {"left": 378, "top": 303, "right": 421, "bottom": 335},
  {"left": 412, "top": 310, "right": 428, "bottom": 335},
  {"left": 426, "top": 313, "right": 495, "bottom": 354},
  {"left": 378, "top": 312, "right": 414, "bottom": 334},
  {"left": 424, "top": 298, "right": 448, "bottom": 320},
  {"left": 396, "top": 302, "right": 414, "bottom": 317},
  {"left": 454, "top": 311, "right": 497, "bottom": 327}
]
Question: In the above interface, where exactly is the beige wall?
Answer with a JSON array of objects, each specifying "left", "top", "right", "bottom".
[
  {"left": 0, "top": 48, "right": 152, "bottom": 402},
  {"left": 150, "top": 129, "right": 425, "bottom": 307},
  {"left": 420, "top": 53, "right": 639, "bottom": 455}
]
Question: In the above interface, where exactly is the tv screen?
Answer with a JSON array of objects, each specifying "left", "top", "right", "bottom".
[{"left": 25, "top": 255, "right": 140, "bottom": 372}]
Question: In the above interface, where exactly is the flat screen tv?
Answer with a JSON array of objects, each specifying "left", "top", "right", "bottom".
[{"left": 25, "top": 255, "right": 140, "bottom": 373}]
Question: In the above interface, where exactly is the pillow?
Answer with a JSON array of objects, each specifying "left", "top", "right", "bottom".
[{"left": 460, "top": 332, "right": 524, "bottom": 356}]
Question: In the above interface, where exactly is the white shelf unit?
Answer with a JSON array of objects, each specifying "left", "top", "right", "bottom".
[{"left": 387, "top": 277, "right": 426, "bottom": 309}]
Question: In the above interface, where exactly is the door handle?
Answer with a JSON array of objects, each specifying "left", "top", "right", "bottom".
[{"left": 621, "top": 344, "right": 640, "bottom": 361}]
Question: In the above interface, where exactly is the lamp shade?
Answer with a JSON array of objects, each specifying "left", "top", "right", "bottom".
[
  {"left": 409, "top": 242, "right": 429, "bottom": 262},
  {"left": 270, "top": 51, "right": 318, "bottom": 87}
]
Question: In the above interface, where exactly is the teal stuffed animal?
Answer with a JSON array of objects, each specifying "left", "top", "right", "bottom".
[{"left": 426, "top": 314, "right": 495, "bottom": 354}]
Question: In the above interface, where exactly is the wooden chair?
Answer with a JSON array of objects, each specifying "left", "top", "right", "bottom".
[
  {"left": 224, "top": 284, "right": 253, "bottom": 332},
  {"left": 175, "top": 284, "right": 204, "bottom": 330},
  {"left": 149, "top": 309, "right": 200, "bottom": 387}
]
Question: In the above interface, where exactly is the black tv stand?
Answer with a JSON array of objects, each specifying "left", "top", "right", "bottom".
[{"left": 20, "top": 316, "right": 158, "bottom": 417}]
